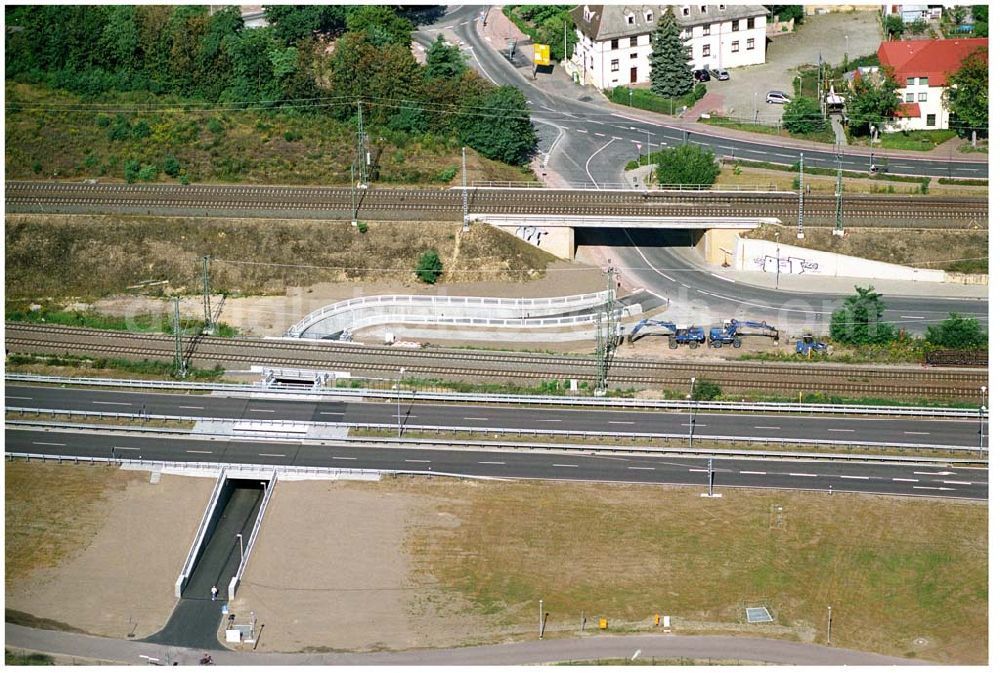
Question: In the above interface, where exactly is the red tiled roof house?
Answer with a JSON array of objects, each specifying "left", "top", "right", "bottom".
[{"left": 876, "top": 38, "right": 987, "bottom": 132}]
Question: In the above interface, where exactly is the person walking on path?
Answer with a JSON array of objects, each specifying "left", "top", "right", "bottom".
[{"left": 211, "top": 585, "right": 218, "bottom": 601}]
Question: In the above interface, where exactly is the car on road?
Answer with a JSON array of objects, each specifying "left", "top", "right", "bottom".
[
  {"left": 693, "top": 68, "right": 711, "bottom": 82},
  {"left": 709, "top": 68, "right": 730, "bottom": 81},
  {"left": 765, "top": 91, "right": 791, "bottom": 104}
]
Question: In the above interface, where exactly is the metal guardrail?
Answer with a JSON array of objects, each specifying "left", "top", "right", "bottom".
[
  {"left": 6, "top": 408, "right": 985, "bottom": 453},
  {"left": 228, "top": 470, "right": 276, "bottom": 601},
  {"left": 287, "top": 291, "right": 613, "bottom": 337},
  {"left": 176, "top": 469, "right": 226, "bottom": 598},
  {"left": 467, "top": 182, "right": 792, "bottom": 193},
  {"left": 6, "top": 374, "right": 985, "bottom": 419}
]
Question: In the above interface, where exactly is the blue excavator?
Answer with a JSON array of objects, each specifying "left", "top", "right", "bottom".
[
  {"left": 625, "top": 319, "right": 705, "bottom": 349},
  {"left": 708, "top": 319, "right": 779, "bottom": 349}
]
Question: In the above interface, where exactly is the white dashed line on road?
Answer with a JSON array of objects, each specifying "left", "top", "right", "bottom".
[
  {"left": 593, "top": 132, "right": 606, "bottom": 137},
  {"left": 6, "top": 396, "right": 32, "bottom": 400},
  {"left": 113, "top": 446, "right": 141, "bottom": 451},
  {"left": 539, "top": 419, "right": 563, "bottom": 422},
  {"left": 93, "top": 401, "right": 131, "bottom": 406},
  {"left": 914, "top": 486, "right": 955, "bottom": 491},
  {"left": 249, "top": 408, "right": 275, "bottom": 413},
  {"left": 755, "top": 426, "right": 781, "bottom": 430},
  {"left": 840, "top": 475, "right": 869, "bottom": 480},
  {"left": 32, "top": 441, "right": 65, "bottom": 446},
  {"left": 689, "top": 468, "right": 708, "bottom": 472},
  {"left": 900, "top": 315, "right": 926, "bottom": 319},
  {"left": 903, "top": 431, "right": 930, "bottom": 435},
  {"left": 179, "top": 406, "right": 204, "bottom": 410},
  {"left": 259, "top": 453, "right": 285, "bottom": 457},
  {"left": 320, "top": 411, "right": 344, "bottom": 416},
  {"left": 330, "top": 456, "right": 357, "bottom": 460},
  {"left": 628, "top": 466, "right": 655, "bottom": 470},
  {"left": 827, "top": 428, "right": 855, "bottom": 432},
  {"left": 741, "top": 471, "right": 766, "bottom": 475},
  {"left": 576, "top": 128, "right": 588, "bottom": 133},
  {"left": 479, "top": 461, "right": 506, "bottom": 465},
  {"left": 893, "top": 478, "right": 919, "bottom": 482},
  {"left": 608, "top": 421, "right": 635, "bottom": 425},
  {"left": 553, "top": 464, "right": 579, "bottom": 468},
  {"left": 942, "top": 480, "right": 972, "bottom": 485},
  {"left": 789, "top": 473, "right": 816, "bottom": 477},
  {"left": 405, "top": 459, "right": 431, "bottom": 463},
  {"left": 186, "top": 450, "right": 212, "bottom": 454},
  {"left": 463, "top": 417, "right": 489, "bottom": 421}
]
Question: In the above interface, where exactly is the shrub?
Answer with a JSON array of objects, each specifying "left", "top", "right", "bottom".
[
  {"left": 131, "top": 120, "right": 151, "bottom": 139},
  {"left": 96, "top": 114, "right": 111, "bottom": 128},
  {"left": 31, "top": 161, "right": 42, "bottom": 174},
  {"left": 162, "top": 155, "right": 181, "bottom": 177},
  {"left": 107, "top": 114, "right": 132, "bottom": 141},
  {"left": 124, "top": 159, "right": 140, "bottom": 183},
  {"left": 137, "top": 164, "right": 158, "bottom": 181},
  {"left": 415, "top": 249, "right": 443, "bottom": 284},
  {"left": 919, "top": 176, "right": 930, "bottom": 194},
  {"left": 283, "top": 130, "right": 302, "bottom": 142},
  {"left": 179, "top": 174, "right": 191, "bottom": 185},
  {"left": 357, "top": 221, "right": 368, "bottom": 233},
  {"left": 207, "top": 118, "right": 224, "bottom": 134},
  {"left": 654, "top": 143, "right": 719, "bottom": 186},
  {"left": 435, "top": 166, "right": 458, "bottom": 182},
  {"left": 692, "top": 379, "right": 722, "bottom": 401},
  {"left": 925, "top": 313, "right": 987, "bottom": 349}
]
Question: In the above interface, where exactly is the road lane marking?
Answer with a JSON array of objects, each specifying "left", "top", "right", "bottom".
[
  {"left": 710, "top": 273, "right": 737, "bottom": 283},
  {"left": 539, "top": 419, "right": 563, "bottom": 422},
  {"left": 576, "top": 128, "right": 588, "bottom": 133},
  {"left": 405, "top": 459, "right": 431, "bottom": 463},
  {"left": 903, "top": 431, "right": 930, "bottom": 435},
  {"left": 914, "top": 471, "right": 955, "bottom": 475},
  {"left": 900, "top": 315, "right": 926, "bottom": 319},
  {"left": 553, "top": 463, "right": 578, "bottom": 468},
  {"left": 6, "top": 396, "right": 32, "bottom": 400},
  {"left": 479, "top": 461, "right": 506, "bottom": 465},
  {"left": 259, "top": 453, "right": 285, "bottom": 457},
  {"left": 93, "top": 401, "right": 131, "bottom": 406},
  {"left": 330, "top": 456, "right": 357, "bottom": 460},
  {"left": 789, "top": 473, "right": 816, "bottom": 477},
  {"left": 608, "top": 421, "right": 635, "bottom": 425},
  {"left": 320, "top": 411, "right": 344, "bottom": 416},
  {"left": 186, "top": 450, "right": 212, "bottom": 454},
  {"left": 741, "top": 471, "right": 766, "bottom": 475},
  {"left": 179, "top": 405, "right": 204, "bottom": 410},
  {"left": 840, "top": 475, "right": 869, "bottom": 480},
  {"left": 463, "top": 417, "right": 489, "bottom": 421},
  {"left": 893, "top": 478, "right": 918, "bottom": 482},
  {"left": 593, "top": 132, "right": 606, "bottom": 137},
  {"left": 689, "top": 468, "right": 708, "bottom": 472},
  {"left": 113, "top": 446, "right": 141, "bottom": 451},
  {"left": 628, "top": 466, "right": 655, "bottom": 470},
  {"left": 32, "top": 441, "right": 65, "bottom": 446},
  {"left": 914, "top": 486, "right": 955, "bottom": 491},
  {"left": 827, "top": 428, "right": 855, "bottom": 432},
  {"left": 392, "top": 414, "right": 416, "bottom": 418},
  {"left": 249, "top": 408, "right": 275, "bottom": 413},
  {"left": 942, "top": 480, "right": 972, "bottom": 485},
  {"left": 754, "top": 426, "right": 781, "bottom": 430}
]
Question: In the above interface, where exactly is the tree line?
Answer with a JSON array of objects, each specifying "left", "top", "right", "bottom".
[{"left": 4, "top": 5, "right": 537, "bottom": 165}]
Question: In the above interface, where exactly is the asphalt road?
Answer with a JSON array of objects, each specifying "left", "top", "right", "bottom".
[
  {"left": 7, "top": 428, "right": 986, "bottom": 500},
  {"left": 432, "top": 6, "right": 987, "bottom": 180},
  {"left": 143, "top": 481, "right": 264, "bottom": 650},
  {"left": 5, "top": 623, "right": 931, "bottom": 665},
  {"left": 595, "top": 228, "right": 988, "bottom": 332},
  {"left": 7, "top": 385, "right": 988, "bottom": 449}
]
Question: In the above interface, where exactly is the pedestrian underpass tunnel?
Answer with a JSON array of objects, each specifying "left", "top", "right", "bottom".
[{"left": 145, "top": 477, "right": 269, "bottom": 650}]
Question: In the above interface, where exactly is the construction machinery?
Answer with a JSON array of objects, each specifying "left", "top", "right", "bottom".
[
  {"left": 625, "top": 319, "right": 677, "bottom": 344},
  {"left": 709, "top": 319, "right": 779, "bottom": 349},
  {"left": 795, "top": 333, "right": 829, "bottom": 356},
  {"left": 669, "top": 326, "right": 706, "bottom": 349}
]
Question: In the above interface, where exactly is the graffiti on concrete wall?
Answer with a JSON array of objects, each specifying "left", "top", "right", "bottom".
[
  {"left": 752, "top": 253, "right": 821, "bottom": 275},
  {"left": 516, "top": 226, "right": 548, "bottom": 247}
]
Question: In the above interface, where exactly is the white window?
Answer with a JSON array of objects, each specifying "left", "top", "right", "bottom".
[
  {"left": 630, "top": 35, "right": 638, "bottom": 47},
  {"left": 918, "top": 92, "right": 927, "bottom": 102},
  {"left": 747, "top": 38, "right": 755, "bottom": 50},
  {"left": 906, "top": 77, "right": 915, "bottom": 85},
  {"left": 905, "top": 92, "right": 914, "bottom": 102},
  {"left": 611, "top": 59, "right": 619, "bottom": 72},
  {"left": 731, "top": 40, "right": 739, "bottom": 52},
  {"left": 645, "top": 10, "right": 653, "bottom": 22},
  {"left": 926, "top": 113, "right": 936, "bottom": 126},
  {"left": 702, "top": 24, "right": 711, "bottom": 36},
  {"left": 920, "top": 77, "right": 929, "bottom": 85},
  {"left": 702, "top": 44, "right": 711, "bottom": 57}
]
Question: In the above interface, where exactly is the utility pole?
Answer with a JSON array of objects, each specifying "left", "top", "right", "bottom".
[
  {"left": 796, "top": 153, "right": 805, "bottom": 239},
  {"left": 826, "top": 605, "right": 832, "bottom": 645},
  {"left": 172, "top": 296, "right": 186, "bottom": 378},
  {"left": 833, "top": 149, "right": 844, "bottom": 237},
  {"left": 201, "top": 255, "right": 214, "bottom": 334},
  {"left": 350, "top": 163, "right": 358, "bottom": 227},
  {"left": 539, "top": 599, "right": 544, "bottom": 639},
  {"left": 356, "top": 100, "right": 368, "bottom": 188},
  {"left": 462, "top": 146, "right": 469, "bottom": 232},
  {"left": 594, "top": 262, "right": 619, "bottom": 396}
]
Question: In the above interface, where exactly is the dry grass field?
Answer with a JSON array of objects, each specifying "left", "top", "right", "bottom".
[
  {"left": 5, "top": 214, "right": 557, "bottom": 300},
  {"left": 398, "top": 479, "right": 987, "bottom": 664}
]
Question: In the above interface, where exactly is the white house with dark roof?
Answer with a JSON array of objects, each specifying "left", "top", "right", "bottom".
[{"left": 568, "top": 4, "right": 769, "bottom": 90}]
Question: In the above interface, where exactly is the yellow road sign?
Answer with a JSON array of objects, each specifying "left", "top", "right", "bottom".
[{"left": 533, "top": 43, "right": 551, "bottom": 66}]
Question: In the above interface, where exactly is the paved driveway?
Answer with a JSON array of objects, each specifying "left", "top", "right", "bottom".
[{"left": 702, "top": 11, "right": 883, "bottom": 124}]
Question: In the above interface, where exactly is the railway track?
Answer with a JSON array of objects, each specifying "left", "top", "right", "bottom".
[
  {"left": 5, "top": 182, "right": 986, "bottom": 227},
  {"left": 6, "top": 323, "right": 986, "bottom": 401}
]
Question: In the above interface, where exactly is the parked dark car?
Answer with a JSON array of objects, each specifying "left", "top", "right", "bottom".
[
  {"left": 708, "top": 68, "right": 730, "bottom": 81},
  {"left": 693, "top": 68, "right": 711, "bottom": 82}
]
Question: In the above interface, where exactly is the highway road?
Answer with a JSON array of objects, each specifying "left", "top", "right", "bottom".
[
  {"left": 7, "top": 424, "right": 986, "bottom": 500},
  {"left": 597, "top": 228, "right": 988, "bottom": 332},
  {"left": 6, "top": 385, "right": 988, "bottom": 449},
  {"left": 431, "top": 6, "right": 987, "bottom": 180}
]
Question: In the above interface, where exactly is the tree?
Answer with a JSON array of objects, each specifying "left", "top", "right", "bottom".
[
  {"left": 944, "top": 47, "right": 988, "bottom": 141},
  {"left": 346, "top": 6, "right": 413, "bottom": 48},
  {"left": 425, "top": 35, "right": 466, "bottom": 81},
  {"left": 264, "top": 5, "right": 346, "bottom": 45},
  {"left": 845, "top": 68, "right": 900, "bottom": 137},
  {"left": 829, "top": 286, "right": 896, "bottom": 345},
  {"left": 925, "top": 313, "right": 987, "bottom": 349},
  {"left": 971, "top": 5, "right": 987, "bottom": 36},
  {"left": 883, "top": 14, "right": 905, "bottom": 38},
  {"left": 458, "top": 85, "right": 536, "bottom": 165},
  {"left": 781, "top": 96, "right": 825, "bottom": 134},
  {"left": 415, "top": 250, "right": 443, "bottom": 284},
  {"left": 766, "top": 5, "right": 804, "bottom": 23},
  {"left": 649, "top": 8, "right": 692, "bottom": 98},
  {"left": 653, "top": 144, "right": 719, "bottom": 187},
  {"left": 692, "top": 379, "right": 722, "bottom": 401}
]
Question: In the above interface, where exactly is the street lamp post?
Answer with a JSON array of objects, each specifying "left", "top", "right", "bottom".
[
  {"left": 688, "top": 377, "right": 696, "bottom": 448},
  {"left": 236, "top": 533, "right": 244, "bottom": 565},
  {"left": 844, "top": 35, "right": 849, "bottom": 61},
  {"left": 753, "top": 91, "right": 758, "bottom": 124},
  {"left": 774, "top": 232, "right": 780, "bottom": 289},
  {"left": 979, "top": 386, "right": 987, "bottom": 458},
  {"left": 629, "top": 88, "right": 633, "bottom": 107},
  {"left": 397, "top": 367, "right": 406, "bottom": 437}
]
